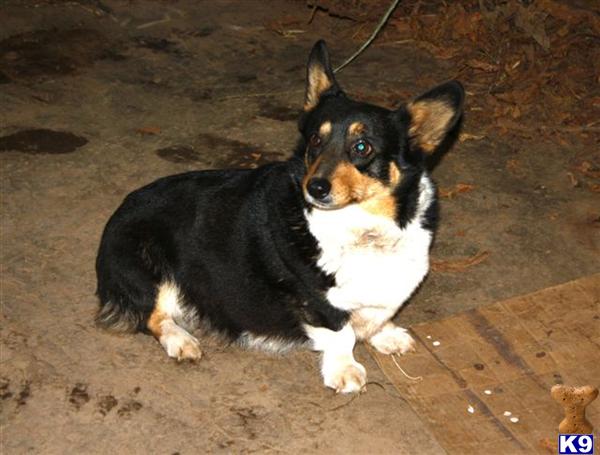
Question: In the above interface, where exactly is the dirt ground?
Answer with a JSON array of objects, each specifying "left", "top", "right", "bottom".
[{"left": 1, "top": 0, "right": 598, "bottom": 453}]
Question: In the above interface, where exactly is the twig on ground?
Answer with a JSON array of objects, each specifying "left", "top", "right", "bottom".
[
  {"left": 391, "top": 354, "right": 423, "bottom": 381},
  {"left": 334, "top": 0, "right": 402, "bottom": 73}
]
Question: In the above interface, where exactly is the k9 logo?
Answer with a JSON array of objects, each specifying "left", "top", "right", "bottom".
[{"left": 559, "top": 434, "right": 594, "bottom": 454}]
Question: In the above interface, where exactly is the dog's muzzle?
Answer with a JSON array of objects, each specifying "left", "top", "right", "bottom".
[{"left": 304, "top": 177, "right": 336, "bottom": 209}]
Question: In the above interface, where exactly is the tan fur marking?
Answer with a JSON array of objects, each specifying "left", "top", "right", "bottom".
[
  {"left": 348, "top": 122, "right": 366, "bottom": 136},
  {"left": 319, "top": 121, "right": 332, "bottom": 137},
  {"left": 329, "top": 163, "right": 397, "bottom": 218},
  {"left": 147, "top": 282, "right": 179, "bottom": 339},
  {"left": 147, "top": 308, "right": 165, "bottom": 339},
  {"left": 361, "top": 196, "right": 397, "bottom": 219},
  {"left": 408, "top": 99, "right": 454, "bottom": 153},
  {"left": 302, "top": 155, "right": 323, "bottom": 192},
  {"left": 389, "top": 162, "right": 402, "bottom": 185},
  {"left": 304, "top": 64, "right": 332, "bottom": 111}
]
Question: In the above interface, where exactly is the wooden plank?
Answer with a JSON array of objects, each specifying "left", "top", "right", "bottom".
[{"left": 370, "top": 274, "right": 600, "bottom": 454}]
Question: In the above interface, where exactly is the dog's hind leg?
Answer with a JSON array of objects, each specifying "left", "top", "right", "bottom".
[
  {"left": 147, "top": 282, "right": 202, "bottom": 361},
  {"left": 304, "top": 323, "right": 366, "bottom": 394}
]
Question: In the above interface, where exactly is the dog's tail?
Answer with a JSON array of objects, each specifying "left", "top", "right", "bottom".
[
  {"left": 95, "top": 257, "right": 159, "bottom": 333},
  {"left": 95, "top": 223, "right": 162, "bottom": 333},
  {"left": 95, "top": 297, "right": 143, "bottom": 333}
]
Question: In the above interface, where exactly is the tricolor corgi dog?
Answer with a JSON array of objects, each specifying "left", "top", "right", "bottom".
[{"left": 96, "top": 40, "right": 464, "bottom": 393}]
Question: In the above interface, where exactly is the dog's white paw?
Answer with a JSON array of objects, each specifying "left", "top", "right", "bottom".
[
  {"left": 323, "top": 360, "right": 367, "bottom": 394},
  {"left": 369, "top": 324, "right": 416, "bottom": 355},
  {"left": 160, "top": 325, "right": 202, "bottom": 361}
]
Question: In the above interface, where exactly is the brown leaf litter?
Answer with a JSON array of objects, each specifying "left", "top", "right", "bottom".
[
  {"left": 135, "top": 126, "right": 161, "bottom": 136},
  {"left": 439, "top": 183, "right": 475, "bottom": 199},
  {"left": 430, "top": 251, "right": 490, "bottom": 273},
  {"left": 308, "top": 0, "right": 600, "bottom": 145}
]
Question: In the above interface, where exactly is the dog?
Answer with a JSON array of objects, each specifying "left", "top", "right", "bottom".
[{"left": 95, "top": 40, "right": 464, "bottom": 393}]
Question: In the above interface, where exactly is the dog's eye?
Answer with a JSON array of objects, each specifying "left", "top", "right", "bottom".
[
  {"left": 352, "top": 140, "right": 372, "bottom": 157},
  {"left": 309, "top": 134, "right": 321, "bottom": 148}
]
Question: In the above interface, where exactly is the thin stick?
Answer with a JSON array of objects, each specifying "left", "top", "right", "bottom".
[
  {"left": 391, "top": 354, "right": 423, "bottom": 381},
  {"left": 334, "top": 0, "right": 402, "bottom": 73},
  {"left": 137, "top": 14, "right": 171, "bottom": 30},
  {"left": 216, "top": 88, "right": 304, "bottom": 101},
  {"left": 327, "top": 393, "right": 359, "bottom": 411},
  {"left": 307, "top": 5, "right": 318, "bottom": 24}
]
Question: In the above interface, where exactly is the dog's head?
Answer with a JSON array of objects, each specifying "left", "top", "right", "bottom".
[{"left": 298, "top": 40, "right": 464, "bottom": 215}]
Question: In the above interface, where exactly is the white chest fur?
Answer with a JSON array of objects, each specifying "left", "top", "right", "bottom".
[{"left": 305, "top": 175, "right": 434, "bottom": 317}]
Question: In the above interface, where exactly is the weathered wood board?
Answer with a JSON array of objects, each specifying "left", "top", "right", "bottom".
[{"left": 371, "top": 274, "right": 600, "bottom": 454}]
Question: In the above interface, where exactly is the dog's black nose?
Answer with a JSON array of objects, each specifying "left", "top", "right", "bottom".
[{"left": 307, "top": 178, "right": 331, "bottom": 200}]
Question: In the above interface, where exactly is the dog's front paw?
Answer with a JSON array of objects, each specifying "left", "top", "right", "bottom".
[
  {"left": 323, "top": 360, "right": 367, "bottom": 394},
  {"left": 369, "top": 324, "right": 416, "bottom": 355}
]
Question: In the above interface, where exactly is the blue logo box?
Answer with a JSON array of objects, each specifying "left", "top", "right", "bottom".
[{"left": 559, "top": 434, "right": 594, "bottom": 454}]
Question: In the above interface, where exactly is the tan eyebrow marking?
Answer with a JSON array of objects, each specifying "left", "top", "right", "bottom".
[
  {"left": 348, "top": 122, "right": 366, "bottom": 136},
  {"left": 319, "top": 121, "right": 332, "bottom": 137},
  {"left": 389, "top": 162, "right": 402, "bottom": 185},
  {"left": 302, "top": 155, "right": 323, "bottom": 192}
]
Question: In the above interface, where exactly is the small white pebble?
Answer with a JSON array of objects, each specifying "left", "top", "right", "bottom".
[
  {"left": 467, "top": 405, "right": 475, "bottom": 414},
  {"left": 510, "top": 417, "right": 519, "bottom": 423},
  {"left": 426, "top": 335, "right": 432, "bottom": 339},
  {"left": 484, "top": 389, "right": 492, "bottom": 395},
  {"left": 503, "top": 411, "right": 512, "bottom": 417},
  {"left": 432, "top": 341, "right": 441, "bottom": 346}
]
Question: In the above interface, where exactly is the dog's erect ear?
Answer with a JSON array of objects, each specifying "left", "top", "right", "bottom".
[
  {"left": 405, "top": 81, "right": 464, "bottom": 153},
  {"left": 304, "top": 40, "right": 341, "bottom": 111}
]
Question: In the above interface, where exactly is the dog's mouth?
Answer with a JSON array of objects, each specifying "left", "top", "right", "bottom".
[{"left": 303, "top": 191, "right": 345, "bottom": 210}]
